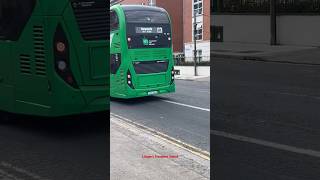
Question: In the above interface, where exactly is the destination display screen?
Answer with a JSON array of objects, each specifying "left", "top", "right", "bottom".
[
  {"left": 124, "top": 8, "right": 172, "bottom": 49},
  {"left": 135, "top": 27, "right": 163, "bottom": 34},
  {"left": 127, "top": 24, "right": 171, "bottom": 49}
]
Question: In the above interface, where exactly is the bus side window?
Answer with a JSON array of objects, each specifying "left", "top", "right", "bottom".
[
  {"left": 110, "top": 54, "right": 121, "bottom": 74},
  {"left": 110, "top": 10, "right": 119, "bottom": 32},
  {"left": 0, "top": 0, "right": 36, "bottom": 41}
]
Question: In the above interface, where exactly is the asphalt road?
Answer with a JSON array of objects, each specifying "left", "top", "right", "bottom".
[
  {"left": 111, "top": 78, "right": 210, "bottom": 152},
  {"left": 212, "top": 58, "right": 320, "bottom": 180},
  {"left": 0, "top": 112, "right": 108, "bottom": 180}
]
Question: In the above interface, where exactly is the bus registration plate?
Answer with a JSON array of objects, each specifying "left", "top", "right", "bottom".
[{"left": 148, "top": 91, "right": 158, "bottom": 95}]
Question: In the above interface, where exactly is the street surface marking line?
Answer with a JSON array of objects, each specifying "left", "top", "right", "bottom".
[
  {"left": 0, "top": 161, "right": 50, "bottom": 180},
  {"left": 268, "top": 91, "right": 320, "bottom": 100},
  {"left": 211, "top": 130, "right": 320, "bottom": 158},
  {"left": 111, "top": 113, "right": 210, "bottom": 160},
  {"left": 161, "top": 100, "right": 210, "bottom": 112}
]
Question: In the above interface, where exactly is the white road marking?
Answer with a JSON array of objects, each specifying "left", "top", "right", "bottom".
[
  {"left": 0, "top": 162, "right": 49, "bottom": 180},
  {"left": 268, "top": 91, "right": 320, "bottom": 100},
  {"left": 211, "top": 130, "right": 320, "bottom": 158},
  {"left": 161, "top": 100, "right": 210, "bottom": 112}
]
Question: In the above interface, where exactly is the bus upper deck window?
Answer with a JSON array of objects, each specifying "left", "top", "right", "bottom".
[
  {"left": 125, "top": 10, "right": 169, "bottom": 24},
  {"left": 0, "top": 0, "right": 36, "bottom": 41}
]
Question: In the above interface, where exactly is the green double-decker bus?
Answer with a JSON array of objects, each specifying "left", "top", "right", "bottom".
[
  {"left": 110, "top": 5, "right": 175, "bottom": 99},
  {"left": 0, "top": 0, "right": 109, "bottom": 117}
]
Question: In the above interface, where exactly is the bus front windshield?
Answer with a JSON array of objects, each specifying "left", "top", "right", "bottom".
[{"left": 124, "top": 9, "right": 172, "bottom": 49}]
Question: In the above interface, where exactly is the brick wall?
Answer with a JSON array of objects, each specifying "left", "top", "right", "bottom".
[
  {"left": 157, "top": 0, "right": 183, "bottom": 53},
  {"left": 203, "top": 0, "right": 211, "bottom": 41},
  {"left": 183, "top": 0, "right": 211, "bottom": 44},
  {"left": 183, "top": 0, "right": 193, "bottom": 44}
]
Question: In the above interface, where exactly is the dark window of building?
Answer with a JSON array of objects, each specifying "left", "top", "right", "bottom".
[
  {"left": 194, "top": 0, "right": 203, "bottom": 15},
  {"left": 195, "top": 24, "right": 203, "bottom": 40},
  {"left": 212, "top": 0, "right": 269, "bottom": 13},
  {"left": 0, "top": 0, "right": 36, "bottom": 41}
]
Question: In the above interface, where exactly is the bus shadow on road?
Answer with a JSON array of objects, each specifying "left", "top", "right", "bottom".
[
  {"left": 111, "top": 96, "right": 169, "bottom": 105},
  {"left": 0, "top": 111, "right": 108, "bottom": 138}
]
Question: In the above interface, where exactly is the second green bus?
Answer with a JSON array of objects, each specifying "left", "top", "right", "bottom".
[{"left": 110, "top": 5, "right": 175, "bottom": 99}]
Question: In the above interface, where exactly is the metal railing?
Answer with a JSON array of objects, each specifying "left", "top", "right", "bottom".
[
  {"left": 174, "top": 56, "right": 211, "bottom": 66},
  {"left": 212, "top": 0, "right": 320, "bottom": 13},
  {"left": 277, "top": 0, "right": 320, "bottom": 13}
]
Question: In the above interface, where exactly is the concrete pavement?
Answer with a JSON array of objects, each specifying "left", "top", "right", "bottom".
[
  {"left": 174, "top": 66, "right": 210, "bottom": 80},
  {"left": 211, "top": 42, "right": 320, "bottom": 64},
  {"left": 110, "top": 115, "right": 210, "bottom": 180}
]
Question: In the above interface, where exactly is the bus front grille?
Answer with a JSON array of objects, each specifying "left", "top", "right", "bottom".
[{"left": 72, "top": 1, "right": 109, "bottom": 41}]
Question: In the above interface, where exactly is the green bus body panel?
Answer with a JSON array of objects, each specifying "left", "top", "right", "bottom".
[
  {"left": 0, "top": 45, "right": 14, "bottom": 111},
  {"left": 0, "top": 1, "right": 109, "bottom": 117},
  {"left": 38, "top": 0, "right": 70, "bottom": 15},
  {"left": 110, "top": 5, "right": 175, "bottom": 99}
]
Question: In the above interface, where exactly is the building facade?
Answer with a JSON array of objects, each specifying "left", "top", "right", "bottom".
[
  {"left": 183, "top": 0, "right": 211, "bottom": 62},
  {"left": 211, "top": 0, "right": 320, "bottom": 46},
  {"left": 115, "top": 0, "right": 211, "bottom": 62},
  {"left": 120, "top": 0, "right": 184, "bottom": 55}
]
